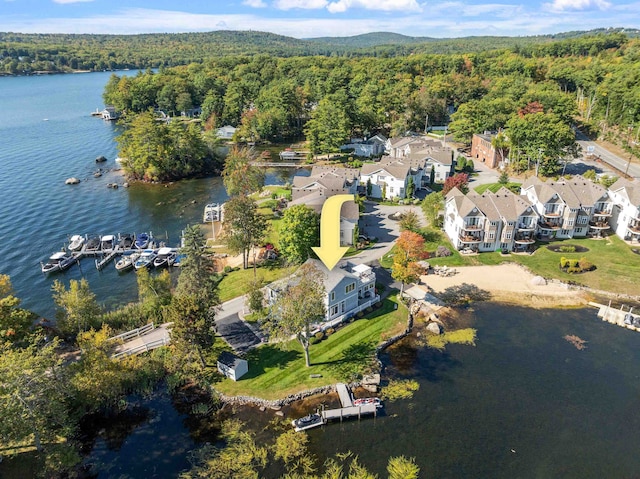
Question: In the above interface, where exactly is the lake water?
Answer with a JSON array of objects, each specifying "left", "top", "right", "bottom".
[{"left": 0, "top": 72, "right": 301, "bottom": 320}]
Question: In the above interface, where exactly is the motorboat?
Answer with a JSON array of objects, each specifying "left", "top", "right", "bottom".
[
  {"left": 84, "top": 234, "right": 101, "bottom": 252},
  {"left": 118, "top": 233, "right": 134, "bottom": 249},
  {"left": 203, "top": 203, "right": 224, "bottom": 223},
  {"left": 100, "top": 234, "right": 116, "bottom": 252},
  {"left": 291, "top": 413, "right": 323, "bottom": 432},
  {"left": 68, "top": 234, "right": 85, "bottom": 251},
  {"left": 153, "top": 247, "right": 177, "bottom": 268},
  {"left": 134, "top": 249, "right": 157, "bottom": 270},
  {"left": 135, "top": 232, "right": 150, "bottom": 249},
  {"left": 41, "top": 252, "right": 76, "bottom": 274},
  {"left": 115, "top": 252, "right": 140, "bottom": 272},
  {"left": 353, "top": 397, "right": 383, "bottom": 408},
  {"left": 172, "top": 253, "right": 186, "bottom": 267}
]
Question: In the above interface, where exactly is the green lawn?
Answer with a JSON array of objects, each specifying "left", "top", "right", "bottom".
[
  {"left": 215, "top": 295, "right": 408, "bottom": 399},
  {"left": 474, "top": 182, "right": 522, "bottom": 194},
  {"left": 217, "top": 264, "right": 293, "bottom": 303}
]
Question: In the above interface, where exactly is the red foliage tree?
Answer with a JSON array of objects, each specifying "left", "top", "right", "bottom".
[
  {"left": 518, "top": 101, "right": 544, "bottom": 117},
  {"left": 443, "top": 172, "right": 470, "bottom": 195}
]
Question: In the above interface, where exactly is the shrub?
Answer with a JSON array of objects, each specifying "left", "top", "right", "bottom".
[
  {"left": 569, "top": 259, "right": 579, "bottom": 268},
  {"left": 314, "top": 331, "right": 325, "bottom": 340},
  {"left": 223, "top": 265, "right": 234, "bottom": 274},
  {"left": 365, "top": 306, "right": 373, "bottom": 314},
  {"left": 325, "top": 328, "right": 335, "bottom": 336},
  {"left": 356, "top": 311, "right": 364, "bottom": 318},
  {"left": 271, "top": 192, "right": 278, "bottom": 199},
  {"left": 374, "top": 301, "right": 382, "bottom": 308},
  {"left": 435, "top": 245, "right": 452, "bottom": 257},
  {"left": 567, "top": 267, "right": 582, "bottom": 274},
  {"left": 579, "top": 257, "right": 595, "bottom": 271},
  {"left": 560, "top": 257, "right": 569, "bottom": 269},
  {"left": 559, "top": 245, "right": 576, "bottom": 253},
  {"left": 309, "top": 336, "right": 320, "bottom": 345}
]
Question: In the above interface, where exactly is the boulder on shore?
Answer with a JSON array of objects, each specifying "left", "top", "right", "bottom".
[
  {"left": 96, "top": 155, "right": 107, "bottom": 163},
  {"left": 426, "top": 322, "right": 443, "bottom": 335},
  {"left": 65, "top": 177, "right": 80, "bottom": 185}
]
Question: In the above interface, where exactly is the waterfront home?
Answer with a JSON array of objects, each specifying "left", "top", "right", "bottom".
[
  {"left": 291, "top": 166, "right": 360, "bottom": 245},
  {"left": 383, "top": 136, "right": 455, "bottom": 184},
  {"left": 521, "top": 176, "right": 613, "bottom": 240},
  {"left": 444, "top": 187, "right": 538, "bottom": 253},
  {"left": 217, "top": 351, "right": 248, "bottom": 381},
  {"left": 340, "top": 134, "right": 387, "bottom": 157},
  {"left": 265, "top": 259, "right": 380, "bottom": 331},
  {"left": 216, "top": 125, "right": 236, "bottom": 140},
  {"left": 360, "top": 162, "right": 411, "bottom": 200},
  {"left": 608, "top": 178, "right": 640, "bottom": 243},
  {"left": 101, "top": 106, "right": 119, "bottom": 121}
]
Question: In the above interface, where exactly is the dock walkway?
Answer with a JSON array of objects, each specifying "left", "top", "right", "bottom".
[{"left": 590, "top": 301, "right": 640, "bottom": 332}]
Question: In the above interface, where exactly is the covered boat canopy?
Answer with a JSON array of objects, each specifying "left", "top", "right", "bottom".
[
  {"left": 157, "top": 247, "right": 174, "bottom": 256},
  {"left": 101, "top": 235, "right": 116, "bottom": 241},
  {"left": 50, "top": 251, "right": 68, "bottom": 260}
]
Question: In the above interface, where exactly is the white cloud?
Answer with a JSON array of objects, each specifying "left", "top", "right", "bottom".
[
  {"left": 273, "top": 0, "right": 328, "bottom": 10},
  {"left": 52, "top": 0, "right": 94, "bottom": 4},
  {"left": 544, "top": 0, "right": 611, "bottom": 12},
  {"left": 326, "top": 0, "right": 422, "bottom": 13},
  {"left": 242, "top": 0, "right": 267, "bottom": 7}
]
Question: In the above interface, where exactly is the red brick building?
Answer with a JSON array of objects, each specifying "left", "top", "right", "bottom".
[{"left": 471, "top": 133, "right": 500, "bottom": 169}]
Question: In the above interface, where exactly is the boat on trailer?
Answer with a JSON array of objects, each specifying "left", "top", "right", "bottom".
[
  {"left": 134, "top": 249, "right": 157, "bottom": 270},
  {"left": 115, "top": 252, "right": 140, "bottom": 272},
  {"left": 68, "top": 234, "right": 85, "bottom": 251},
  {"left": 153, "top": 247, "right": 177, "bottom": 268},
  {"left": 41, "top": 252, "right": 76, "bottom": 274}
]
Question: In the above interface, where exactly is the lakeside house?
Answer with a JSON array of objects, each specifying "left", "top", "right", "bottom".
[
  {"left": 216, "top": 125, "right": 236, "bottom": 140},
  {"left": 340, "top": 134, "right": 387, "bottom": 157},
  {"left": 217, "top": 351, "right": 248, "bottom": 381},
  {"left": 265, "top": 259, "right": 380, "bottom": 332},
  {"left": 291, "top": 166, "right": 360, "bottom": 245},
  {"left": 101, "top": 105, "right": 119, "bottom": 121}
]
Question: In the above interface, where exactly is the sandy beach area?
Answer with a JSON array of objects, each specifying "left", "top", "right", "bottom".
[{"left": 421, "top": 263, "right": 588, "bottom": 308}]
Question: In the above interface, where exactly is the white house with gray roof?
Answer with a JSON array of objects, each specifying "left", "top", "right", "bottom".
[
  {"left": 265, "top": 259, "right": 379, "bottom": 331},
  {"left": 608, "top": 178, "right": 640, "bottom": 243}
]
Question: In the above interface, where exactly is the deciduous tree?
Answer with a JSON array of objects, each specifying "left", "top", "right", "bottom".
[
  {"left": 0, "top": 275, "right": 36, "bottom": 345},
  {"left": 442, "top": 173, "right": 470, "bottom": 195},
  {"left": 223, "top": 195, "right": 267, "bottom": 272},
  {"left": 52, "top": 278, "right": 101, "bottom": 338},
  {"left": 221, "top": 146, "right": 265, "bottom": 196},
  {"left": 421, "top": 192, "right": 444, "bottom": 227},
  {"left": 278, "top": 205, "right": 320, "bottom": 265},
  {"left": 392, "top": 231, "right": 427, "bottom": 295},
  {"left": 265, "top": 262, "right": 326, "bottom": 367}
]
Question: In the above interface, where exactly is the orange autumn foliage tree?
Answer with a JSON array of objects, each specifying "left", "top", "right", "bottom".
[{"left": 392, "top": 231, "right": 428, "bottom": 295}]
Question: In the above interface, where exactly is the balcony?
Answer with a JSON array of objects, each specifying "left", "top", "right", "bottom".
[
  {"left": 462, "top": 223, "right": 483, "bottom": 231},
  {"left": 459, "top": 234, "right": 482, "bottom": 244},
  {"left": 542, "top": 210, "right": 562, "bottom": 218},
  {"left": 628, "top": 223, "right": 640, "bottom": 234},
  {"left": 517, "top": 223, "right": 537, "bottom": 231},
  {"left": 589, "top": 221, "right": 610, "bottom": 230},
  {"left": 514, "top": 234, "right": 536, "bottom": 244},
  {"left": 592, "top": 208, "right": 612, "bottom": 217},
  {"left": 538, "top": 220, "right": 561, "bottom": 230}
]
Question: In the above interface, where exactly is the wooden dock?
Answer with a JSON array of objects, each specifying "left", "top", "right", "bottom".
[
  {"left": 336, "top": 382, "right": 353, "bottom": 408},
  {"left": 321, "top": 403, "right": 378, "bottom": 421},
  {"left": 250, "top": 161, "right": 306, "bottom": 168},
  {"left": 95, "top": 247, "right": 120, "bottom": 270},
  {"left": 589, "top": 301, "right": 640, "bottom": 332}
]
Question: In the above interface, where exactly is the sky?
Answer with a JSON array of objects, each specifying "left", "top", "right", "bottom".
[{"left": 0, "top": 0, "right": 638, "bottom": 38}]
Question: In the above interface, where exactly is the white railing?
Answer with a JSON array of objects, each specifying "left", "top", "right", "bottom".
[
  {"left": 111, "top": 335, "right": 171, "bottom": 360},
  {"left": 108, "top": 323, "right": 155, "bottom": 342}
]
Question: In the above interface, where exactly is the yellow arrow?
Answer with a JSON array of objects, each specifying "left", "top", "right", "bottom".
[{"left": 312, "top": 194, "right": 354, "bottom": 270}]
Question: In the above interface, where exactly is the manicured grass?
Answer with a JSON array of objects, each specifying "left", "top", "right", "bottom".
[
  {"left": 474, "top": 182, "right": 522, "bottom": 194},
  {"left": 217, "top": 264, "right": 292, "bottom": 302},
  {"left": 215, "top": 295, "right": 408, "bottom": 399}
]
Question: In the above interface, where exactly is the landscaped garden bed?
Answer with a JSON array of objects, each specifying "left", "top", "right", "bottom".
[{"left": 546, "top": 244, "right": 590, "bottom": 253}]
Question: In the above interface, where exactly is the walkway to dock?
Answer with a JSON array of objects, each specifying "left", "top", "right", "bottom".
[
  {"left": 321, "top": 383, "right": 377, "bottom": 423},
  {"left": 250, "top": 161, "right": 306, "bottom": 168},
  {"left": 109, "top": 322, "right": 173, "bottom": 359},
  {"left": 336, "top": 382, "right": 353, "bottom": 408}
]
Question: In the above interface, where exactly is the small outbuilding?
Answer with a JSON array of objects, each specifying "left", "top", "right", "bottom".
[{"left": 217, "top": 351, "right": 248, "bottom": 381}]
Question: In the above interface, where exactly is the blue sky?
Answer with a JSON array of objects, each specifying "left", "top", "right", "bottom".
[{"left": 0, "top": 0, "right": 638, "bottom": 38}]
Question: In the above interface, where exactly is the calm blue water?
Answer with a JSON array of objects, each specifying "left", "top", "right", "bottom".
[{"left": 0, "top": 72, "right": 301, "bottom": 320}]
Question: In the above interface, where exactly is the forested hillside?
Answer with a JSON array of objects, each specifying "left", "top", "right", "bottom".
[
  {"left": 1, "top": 28, "right": 638, "bottom": 74},
  {"left": 102, "top": 32, "right": 639, "bottom": 175}
]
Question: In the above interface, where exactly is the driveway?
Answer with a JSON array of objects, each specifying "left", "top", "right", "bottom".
[{"left": 215, "top": 296, "right": 263, "bottom": 353}]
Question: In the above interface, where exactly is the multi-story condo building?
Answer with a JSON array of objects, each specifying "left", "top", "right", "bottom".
[
  {"left": 521, "top": 176, "right": 613, "bottom": 239},
  {"left": 444, "top": 187, "right": 539, "bottom": 253}
]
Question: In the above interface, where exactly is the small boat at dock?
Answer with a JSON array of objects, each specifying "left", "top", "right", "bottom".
[
  {"left": 172, "top": 253, "right": 186, "bottom": 267},
  {"left": 84, "top": 235, "right": 101, "bottom": 252},
  {"left": 115, "top": 252, "right": 140, "bottom": 272},
  {"left": 118, "top": 233, "right": 134, "bottom": 250},
  {"left": 134, "top": 249, "right": 157, "bottom": 270},
  {"left": 41, "top": 252, "right": 76, "bottom": 274},
  {"left": 68, "top": 234, "right": 85, "bottom": 251},
  {"left": 153, "top": 247, "right": 177, "bottom": 268},
  {"left": 100, "top": 234, "right": 116, "bottom": 252},
  {"left": 292, "top": 413, "right": 324, "bottom": 432},
  {"left": 353, "top": 397, "right": 383, "bottom": 408},
  {"left": 135, "top": 232, "right": 151, "bottom": 249},
  {"left": 203, "top": 203, "right": 224, "bottom": 223}
]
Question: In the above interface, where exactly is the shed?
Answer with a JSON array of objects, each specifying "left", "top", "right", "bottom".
[{"left": 217, "top": 351, "right": 248, "bottom": 381}]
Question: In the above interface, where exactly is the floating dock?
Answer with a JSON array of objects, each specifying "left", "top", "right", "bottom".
[{"left": 590, "top": 301, "right": 640, "bottom": 332}]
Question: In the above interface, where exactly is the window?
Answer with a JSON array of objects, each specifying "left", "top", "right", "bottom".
[
  {"left": 575, "top": 228, "right": 583, "bottom": 233},
  {"left": 567, "top": 219, "right": 574, "bottom": 227},
  {"left": 505, "top": 231, "right": 512, "bottom": 240},
  {"left": 330, "top": 305, "right": 339, "bottom": 316},
  {"left": 346, "top": 283, "right": 355, "bottom": 294},
  {"left": 483, "top": 242, "right": 492, "bottom": 249},
  {"left": 330, "top": 292, "right": 335, "bottom": 302},
  {"left": 389, "top": 187, "right": 394, "bottom": 194},
  {"left": 561, "top": 229, "right": 569, "bottom": 236},
  {"left": 578, "top": 216, "right": 588, "bottom": 225},
  {"left": 341, "top": 301, "right": 345, "bottom": 313},
  {"left": 488, "top": 232, "right": 495, "bottom": 240}
]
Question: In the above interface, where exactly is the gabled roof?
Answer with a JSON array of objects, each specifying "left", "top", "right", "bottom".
[
  {"left": 218, "top": 351, "right": 245, "bottom": 369},
  {"left": 446, "top": 187, "right": 485, "bottom": 218},
  {"left": 360, "top": 162, "right": 410, "bottom": 181},
  {"left": 522, "top": 175, "right": 610, "bottom": 208},
  {"left": 288, "top": 190, "right": 359, "bottom": 220},
  {"left": 610, "top": 178, "right": 640, "bottom": 206},
  {"left": 449, "top": 187, "right": 535, "bottom": 222}
]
